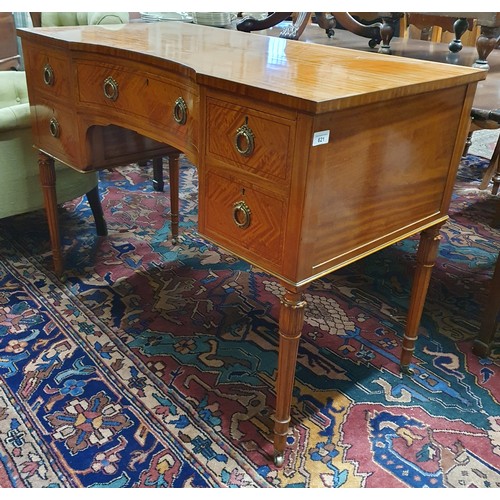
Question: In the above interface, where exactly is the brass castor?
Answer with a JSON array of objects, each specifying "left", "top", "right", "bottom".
[
  {"left": 400, "top": 363, "right": 414, "bottom": 375},
  {"left": 273, "top": 452, "right": 284, "bottom": 467}
]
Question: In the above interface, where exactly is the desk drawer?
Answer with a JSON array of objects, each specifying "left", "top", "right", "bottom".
[
  {"left": 203, "top": 171, "right": 286, "bottom": 268},
  {"left": 206, "top": 97, "right": 294, "bottom": 183},
  {"left": 26, "top": 48, "right": 72, "bottom": 100},
  {"left": 76, "top": 62, "right": 196, "bottom": 148},
  {"left": 32, "top": 100, "right": 81, "bottom": 166}
]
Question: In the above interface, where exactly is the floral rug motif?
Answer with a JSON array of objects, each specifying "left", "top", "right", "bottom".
[{"left": 0, "top": 153, "right": 498, "bottom": 488}]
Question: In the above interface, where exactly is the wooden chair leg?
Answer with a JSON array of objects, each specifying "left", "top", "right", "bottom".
[
  {"left": 491, "top": 150, "right": 500, "bottom": 195},
  {"left": 473, "top": 252, "right": 500, "bottom": 357},
  {"left": 86, "top": 185, "right": 108, "bottom": 236},
  {"left": 479, "top": 133, "right": 500, "bottom": 191},
  {"left": 462, "top": 129, "right": 473, "bottom": 157},
  {"left": 168, "top": 153, "right": 180, "bottom": 243},
  {"left": 152, "top": 157, "right": 164, "bottom": 192}
]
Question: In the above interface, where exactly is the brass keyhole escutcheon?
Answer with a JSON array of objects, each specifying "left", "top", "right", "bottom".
[
  {"left": 43, "top": 64, "right": 54, "bottom": 86},
  {"left": 49, "top": 117, "right": 60, "bottom": 138},
  {"left": 173, "top": 97, "right": 188, "bottom": 125},
  {"left": 103, "top": 76, "right": 119, "bottom": 101},
  {"left": 232, "top": 200, "right": 252, "bottom": 229},
  {"left": 234, "top": 117, "right": 255, "bottom": 157}
]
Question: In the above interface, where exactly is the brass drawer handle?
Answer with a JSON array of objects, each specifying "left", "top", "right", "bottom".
[
  {"left": 103, "top": 76, "right": 119, "bottom": 101},
  {"left": 173, "top": 97, "right": 187, "bottom": 125},
  {"left": 43, "top": 64, "right": 54, "bottom": 86},
  {"left": 234, "top": 118, "right": 255, "bottom": 157},
  {"left": 49, "top": 117, "right": 60, "bottom": 138},
  {"left": 232, "top": 200, "right": 252, "bottom": 229}
]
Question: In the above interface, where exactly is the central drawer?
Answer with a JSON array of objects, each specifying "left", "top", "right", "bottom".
[{"left": 76, "top": 61, "right": 197, "bottom": 149}]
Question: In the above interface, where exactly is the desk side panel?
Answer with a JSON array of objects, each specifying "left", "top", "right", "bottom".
[{"left": 295, "top": 84, "right": 471, "bottom": 283}]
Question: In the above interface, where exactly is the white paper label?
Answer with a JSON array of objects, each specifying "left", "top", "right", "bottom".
[{"left": 312, "top": 130, "right": 330, "bottom": 146}]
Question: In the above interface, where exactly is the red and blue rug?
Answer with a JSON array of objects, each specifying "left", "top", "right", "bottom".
[{"left": 0, "top": 153, "right": 498, "bottom": 488}]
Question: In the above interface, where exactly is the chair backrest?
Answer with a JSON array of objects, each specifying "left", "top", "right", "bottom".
[{"left": 0, "top": 71, "right": 29, "bottom": 111}]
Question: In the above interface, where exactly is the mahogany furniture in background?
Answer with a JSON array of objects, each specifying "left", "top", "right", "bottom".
[
  {"left": 416, "top": 12, "right": 500, "bottom": 69},
  {"left": 403, "top": 13, "right": 479, "bottom": 48},
  {"left": 237, "top": 12, "right": 401, "bottom": 53},
  {"left": 238, "top": 12, "right": 500, "bottom": 68},
  {"left": 0, "top": 12, "right": 20, "bottom": 70},
  {"left": 18, "top": 22, "right": 485, "bottom": 467}
]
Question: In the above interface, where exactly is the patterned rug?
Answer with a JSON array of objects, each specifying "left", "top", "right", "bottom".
[{"left": 0, "top": 150, "right": 499, "bottom": 488}]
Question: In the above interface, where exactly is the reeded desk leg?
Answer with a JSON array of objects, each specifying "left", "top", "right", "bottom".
[
  {"left": 38, "top": 151, "right": 63, "bottom": 277},
  {"left": 168, "top": 153, "right": 180, "bottom": 244},
  {"left": 273, "top": 290, "right": 306, "bottom": 467},
  {"left": 400, "top": 224, "right": 443, "bottom": 374}
]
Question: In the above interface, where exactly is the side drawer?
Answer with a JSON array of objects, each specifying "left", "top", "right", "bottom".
[
  {"left": 25, "top": 47, "right": 72, "bottom": 100},
  {"left": 76, "top": 61, "right": 196, "bottom": 148},
  {"left": 31, "top": 99, "right": 82, "bottom": 167},
  {"left": 201, "top": 170, "right": 287, "bottom": 269},
  {"left": 206, "top": 97, "right": 294, "bottom": 183}
]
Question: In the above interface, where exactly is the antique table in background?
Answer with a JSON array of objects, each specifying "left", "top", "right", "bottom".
[
  {"left": 18, "top": 22, "right": 485, "bottom": 466},
  {"left": 238, "top": 12, "right": 500, "bottom": 68}
]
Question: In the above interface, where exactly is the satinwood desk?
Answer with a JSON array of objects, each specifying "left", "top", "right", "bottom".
[{"left": 18, "top": 22, "right": 485, "bottom": 466}]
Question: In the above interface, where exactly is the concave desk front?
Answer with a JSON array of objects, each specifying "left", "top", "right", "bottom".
[{"left": 18, "top": 22, "right": 485, "bottom": 467}]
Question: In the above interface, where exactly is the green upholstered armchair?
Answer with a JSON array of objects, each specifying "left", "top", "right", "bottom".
[
  {"left": 36, "top": 12, "right": 129, "bottom": 27},
  {"left": 0, "top": 70, "right": 106, "bottom": 234}
]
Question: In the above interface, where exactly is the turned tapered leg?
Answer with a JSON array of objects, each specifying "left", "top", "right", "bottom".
[
  {"left": 474, "top": 26, "right": 500, "bottom": 70},
  {"left": 448, "top": 17, "right": 468, "bottom": 53},
  {"left": 378, "top": 18, "right": 395, "bottom": 54},
  {"left": 273, "top": 290, "right": 306, "bottom": 467},
  {"left": 400, "top": 223, "right": 444, "bottom": 373},
  {"left": 38, "top": 151, "right": 64, "bottom": 277},
  {"left": 168, "top": 153, "right": 180, "bottom": 244}
]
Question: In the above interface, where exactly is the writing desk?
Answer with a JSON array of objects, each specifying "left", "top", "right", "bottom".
[{"left": 18, "top": 22, "right": 485, "bottom": 466}]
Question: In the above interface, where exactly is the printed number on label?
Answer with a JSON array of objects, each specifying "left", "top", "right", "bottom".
[{"left": 312, "top": 130, "right": 330, "bottom": 147}]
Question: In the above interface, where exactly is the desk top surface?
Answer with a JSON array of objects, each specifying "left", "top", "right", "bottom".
[
  {"left": 264, "top": 22, "right": 499, "bottom": 111},
  {"left": 19, "top": 22, "right": 485, "bottom": 113}
]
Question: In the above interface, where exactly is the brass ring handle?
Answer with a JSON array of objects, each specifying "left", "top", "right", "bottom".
[
  {"left": 49, "top": 117, "right": 60, "bottom": 138},
  {"left": 43, "top": 64, "right": 54, "bottom": 86},
  {"left": 103, "top": 76, "right": 119, "bottom": 101},
  {"left": 232, "top": 200, "right": 252, "bottom": 229},
  {"left": 234, "top": 121, "right": 255, "bottom": 157},
  {"left": 173, "top": 97, "right": 187, "bottom": 125}
]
